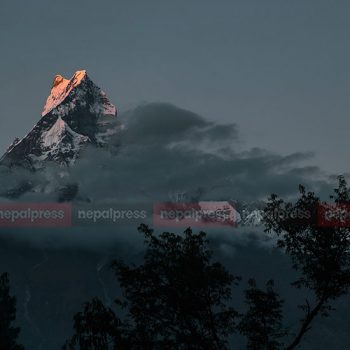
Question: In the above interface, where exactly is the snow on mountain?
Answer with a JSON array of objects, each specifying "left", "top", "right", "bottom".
[
  {"left": 42, "top": 70, "right": 116, "bottom": 118},
  {"left": 232, "top": 201, "right": 265, "bottom": 227},
  {"left": 0, "top": 70, "right": 118, "bottom": 169},
  {"left": 241, "top": 209, "right": 264, "bottom": 226},
  {"left": 37, "top": 117, "right": 90, "bottom": 165},
  {"left": 41, "top": 117, "right": 88, "bottom": 148}
]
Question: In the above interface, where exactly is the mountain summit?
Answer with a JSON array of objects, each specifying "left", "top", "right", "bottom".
[
  {"left": 0, "top": 70, "right": 118, "bottom": 169},
  {"left": 41, "top": 70, "right": 116, "bottom": 118}
]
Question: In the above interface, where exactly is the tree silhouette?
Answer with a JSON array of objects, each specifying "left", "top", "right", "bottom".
[
  {"left": 66, "top": 224, "right": 240, "bottom": 349},
  {"left": 238, "top": 279, "right": 286, "bottom": 350},
  {"left": 113, "top": 224, "right": 240, "bottom": 350},
  {"left": 63, "top": 298, "right": 129, "bottom": 350},
  {"left": 264, "top": 175, "right": 350, "bottom": 349},
  {"left": 0, "top": 272, "right": 24, "bottom": 350}
]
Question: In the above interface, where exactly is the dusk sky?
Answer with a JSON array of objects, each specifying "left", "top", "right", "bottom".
[{"left": 1, "top": 0, "right": 349, "bottom": 174}]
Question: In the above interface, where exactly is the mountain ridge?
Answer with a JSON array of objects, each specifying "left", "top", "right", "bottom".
[{"left": 0, "top": 70, "right": 118, "bottom": 169}]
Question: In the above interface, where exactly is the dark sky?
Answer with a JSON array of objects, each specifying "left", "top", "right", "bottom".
[{"left": 0, "top": 0, "right": 349, "bottom": 174}]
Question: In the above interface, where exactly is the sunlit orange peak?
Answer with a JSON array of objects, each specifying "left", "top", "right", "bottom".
[
  {"left": 70, "top": 70, "right": 87, "bottom": 85},
  {"left": 51, "top": 75, "right": 69, "bottom": 89}
]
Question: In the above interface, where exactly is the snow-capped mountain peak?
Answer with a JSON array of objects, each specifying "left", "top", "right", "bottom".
[
  {"left": 42, "top": 70, "right": 95, "bottom": 117},
  {"left": 1, "top": 70, "right": 119, "bottom": 169}
]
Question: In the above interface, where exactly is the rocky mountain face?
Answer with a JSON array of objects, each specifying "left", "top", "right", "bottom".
[{"left": 0, "top": 70, "right": 118, "bottom": 169}]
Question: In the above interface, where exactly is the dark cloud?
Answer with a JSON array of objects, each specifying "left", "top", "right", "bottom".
[
  {"left": 118, "top": 102, "right": 239, "bottom": 150},
  {"left": 57, "top": 103, "right": 331, "bottom": 203}
]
